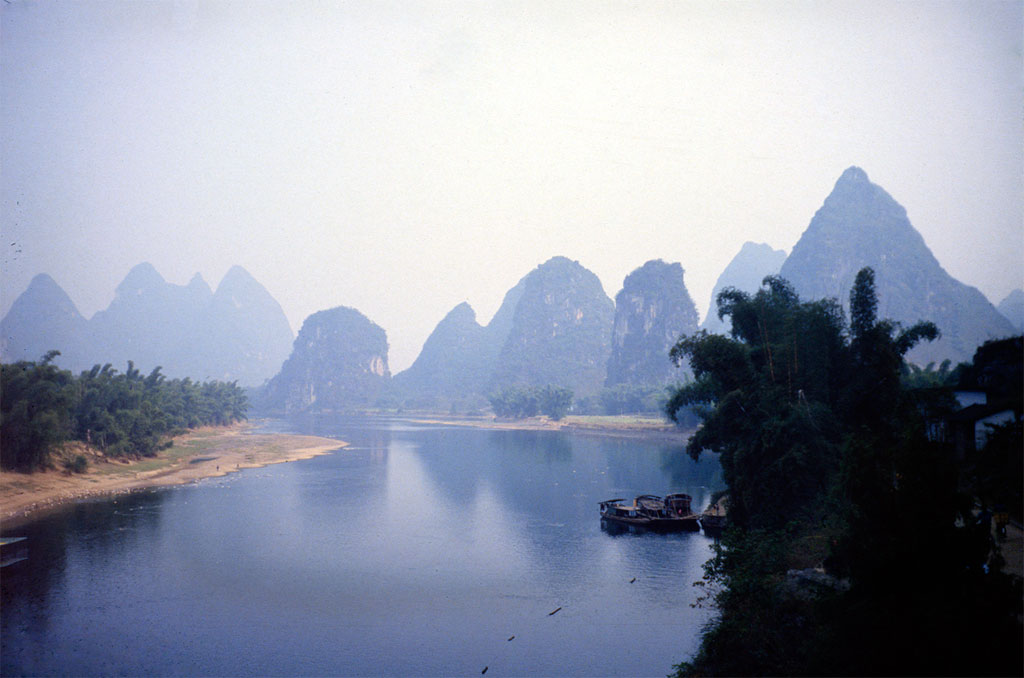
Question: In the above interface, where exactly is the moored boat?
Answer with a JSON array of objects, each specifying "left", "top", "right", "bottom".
[
  {"left": 664, "top": 493, "right": 701, "bottom": 531},
  {"left": 699, "top": 495, "right": 728, "bottom": 535},
  {"left": 0, "top": 537, "right": 28, "bottom": 568},
  {"left": 599, "top": 494, "right": 700, "bottom": 532}
]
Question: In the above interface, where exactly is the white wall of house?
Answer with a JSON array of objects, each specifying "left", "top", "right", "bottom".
[
  {"left": 974, "top": 410, "right": 1017, "bottom": 448},
  {"left": 954, "top": 390, "right": 987, "bottom": 409}
]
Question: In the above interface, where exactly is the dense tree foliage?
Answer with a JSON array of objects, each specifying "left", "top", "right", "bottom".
[
  {"left": 900, "top": 358, "right": 954, "bottom": 389},
  {"left": 598, "top": 383, "right": 668, "bottom": 415},
  {"left": 488, "top": 385, "right": 573, "bottom": 420},
  {"left": 567, "top": 383, "right": 700, "bottom": 424},
  {"left": 666, "top": 269, "right": 1021, "bottom": 676},
  {"left": 0, "top": 351, "right": 76, "bottom": 471},
  {"left": 1, "top": 354, "right": 247, "bottom": 471}
]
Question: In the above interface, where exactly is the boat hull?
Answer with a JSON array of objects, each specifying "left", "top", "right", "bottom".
[{"left": 600, "top": 514, "right": 700, "bottom": 533}]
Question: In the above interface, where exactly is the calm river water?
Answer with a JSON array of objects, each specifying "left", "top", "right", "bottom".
[{"left": 1, "top": 417, "right": 724, "bottom": 677}]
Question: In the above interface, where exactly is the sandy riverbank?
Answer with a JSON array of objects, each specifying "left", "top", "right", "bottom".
[{"left": 0, "top": 423, "right": 346, "bottom": 528}]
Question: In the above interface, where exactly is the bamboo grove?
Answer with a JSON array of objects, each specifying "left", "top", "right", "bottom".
[
  {"left": 665, "top": 268, "right": 1022, "bottom": 676},
  {"left": 1, "top": 351, "right": 247, "bottom": 471}
]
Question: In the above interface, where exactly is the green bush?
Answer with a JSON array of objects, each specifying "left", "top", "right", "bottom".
[{"left": 63, "top": 454, "right": 88, "bottom": 474}]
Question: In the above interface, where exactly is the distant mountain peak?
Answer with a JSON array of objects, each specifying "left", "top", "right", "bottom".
[
  {"left": 215, "top": 265, "right": 260, "bottom": 294},
  {"left": 223, "top": 264, "right": 255, "bottom": 281},
  {"left": 492, "top": 256, "right": 614, "bottom": 396},
  {"left": 187, "top": 273, "right": 213, "bottom": 297},
  {"left": 997, "top": 289, "right": 1024, "bottom": 333},
  {"left": 837, "top": 166, "right": 869, "bottom": 185},
  {"left": 391, "top": 299, "right": 489, "bottom": 402},
  {"left": 15, "top": 273, "right": 82, "bottom": 317},
  {"left": 29, "top": 272, "right": 56, "bottom": 285},
  {"left": 115, "top": 262, "right": 165, "bottom": 296},
  {"left": 607, "top": 259, "right": 698, "bottom": 386},
  {"left": 3, "top": 262, "right": 293, "bottom": 386},
  {"left": 627, "top": 258, "right": 682, "bottom": 278},
  {"left": 1, "top": 273, "right": 86, "bottom": 366},
  {"left": 26, "top": 272, "right": 65, "bottom": 295},
  {"left": 445, "top": 301, "right": 477, "bottom": 323},
  {"left": 820, "top": 166, "right": 907, "bottom": 223},
  {"left": 738, "top": 241, "right": 785, "bottom": 256},
  {"left": 702, "top": 242, "right": 786, "bottom": 332},
  {"left": 261, "top": 305, "right": 390, "bottom": 413},
  {"left": 780, "top": 167, "right": 1015, "bottom": 364}
]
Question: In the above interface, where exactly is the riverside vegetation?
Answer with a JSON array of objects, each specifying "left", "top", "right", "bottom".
[
  {"left": 665, "top": 268, "right": 1022, "bottom": 676},
  {"left": 1, "top": 351, "right": 247, "bottom": 472}
]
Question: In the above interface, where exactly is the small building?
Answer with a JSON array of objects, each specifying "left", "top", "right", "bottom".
[
  {"left": 946, "top": 336, "right": 1023, "bottom": 460},
  {"left": 949, "top": 401, "right": 1020, "bottom": 460}
]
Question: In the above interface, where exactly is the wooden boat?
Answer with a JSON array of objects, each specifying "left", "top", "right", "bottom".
[
  {"left": 0, "top": 537, "right": 28, "bottom": 568},
  {"left": 699, "top": 495, "right": 728, "bottom": 535},
  {"left": 599, "top": 494, "right": 700, "bottom": 532},
  {"left": 664, "top": 493, "right": 701, "bottom": 531}
]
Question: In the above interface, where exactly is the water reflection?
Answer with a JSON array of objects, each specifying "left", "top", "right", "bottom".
[
  {"left": 1, "top": 488, "right": 169, "bottom": 675},
  {"left": 488, "top": 428, "right": 574, "bottom": 462},
  {"left": 2, "top": 416, "right": 725, "bottom": 677},
  {"left": 659, "top": 447, "right": 724, "bottom": 511}
]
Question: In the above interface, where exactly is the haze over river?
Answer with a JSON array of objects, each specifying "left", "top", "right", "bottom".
[{"left": 2, "top": 417, "right": 724, "bottom": 676}]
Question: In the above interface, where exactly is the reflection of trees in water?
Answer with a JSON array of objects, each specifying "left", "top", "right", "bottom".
[
  {"left": 660, "top": 447, "right": 723, "bottom": 489},
  {"left": 414, "top": 429, "right": 505, "bottom": 506},
  {"left": 597, "top": 439, "right": 724, "bottom": 511},
  {"left": 2, "top": 519, "right": 67, "bottom": 658},
  {"left": 409, "top": 428, "right": 578, "bottom": 516},
  {"left": 409, "top": 426, "right": 725, "bottom": 525},
  {"left": 1, "top": 489, "right": 167, "bottom": 665},
  {"left": 657, "top": 447, "right": 725, "bottom": 511},
  {"left": 486, "top": 429, "right": 573, "bottom": 463}
]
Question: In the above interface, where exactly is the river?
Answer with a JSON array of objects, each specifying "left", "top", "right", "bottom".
[{"left": 1, "top": 416, "right": 724, "bottom": 676}]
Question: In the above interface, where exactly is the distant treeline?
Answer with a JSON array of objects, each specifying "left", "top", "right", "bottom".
[
  {"left": 483, "top": 383, "right": 701, "bottom": 424},
  {"left": 574, "top": 383, "right": 699, "bottom": 426},
  {"left": 488, "top": 385, "right": 573, "bottom": 420},
  {"left": 1, "top": 351, "right": 247, "bottom": 471},
  {"left": 397, "top": 382, "right": 700, "bottom": 422}
]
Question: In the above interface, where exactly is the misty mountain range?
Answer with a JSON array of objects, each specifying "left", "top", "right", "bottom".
[
  {"left": 3, "top": 167, "right": 1019, "bottom": 410},
  {"left": 1, "top": 264, "right": 293, "bottom": 387}
]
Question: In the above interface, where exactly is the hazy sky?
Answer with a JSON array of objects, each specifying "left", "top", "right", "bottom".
[{"left": 3, "top": 1, "right": 1021, "bottom": 372}]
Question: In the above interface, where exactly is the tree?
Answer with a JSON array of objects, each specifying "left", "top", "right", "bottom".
[
  {"left": 666, "top": 276, "right": 847, "bottom": 530},
  {"left": 537, "top": 385, "right": 573, "bottom": 420},
  {"left": 488, "top": 385, "right": 573, "bottom": 420},
  {"left": 0, "top": 352, "right": 75, "bottom": 470},
  {"left": 2, "top": 354, "right": 249, "bottom": 468},
  {"left": 598, "top": 383, "right": 671, "bottom": 415},
  {"left": 666, "top": 269, "right": 1021, "bottom": 676}
]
